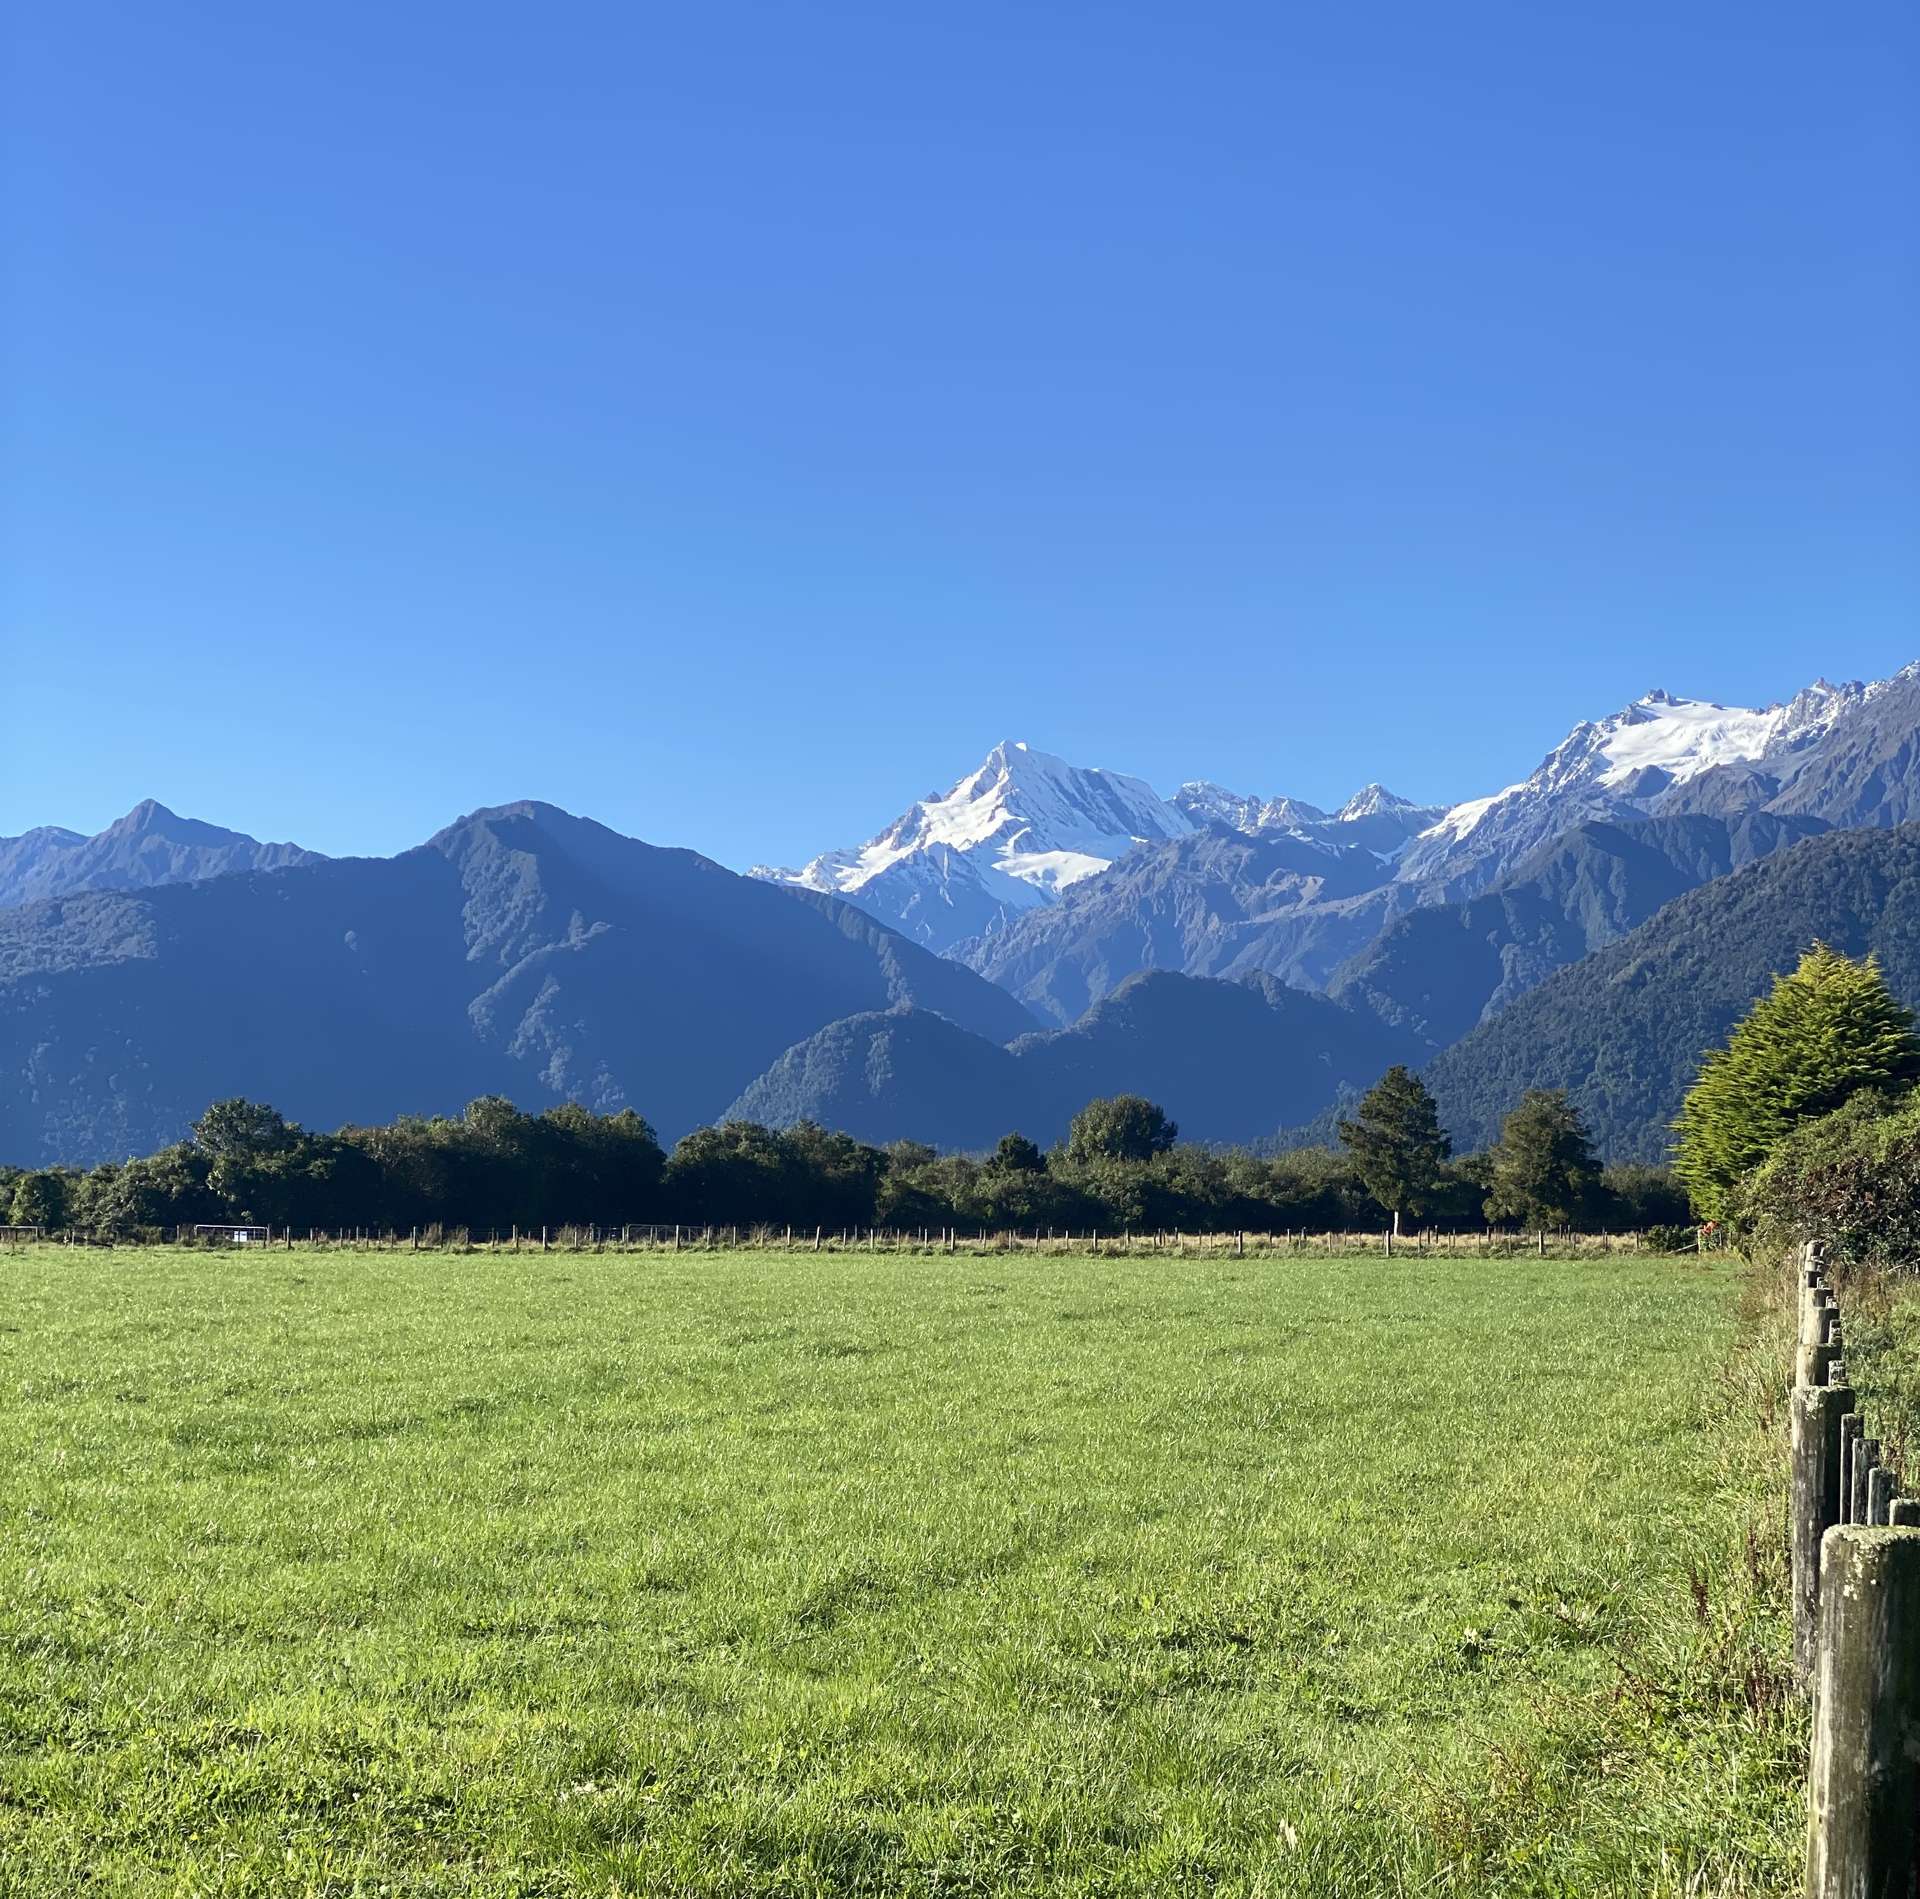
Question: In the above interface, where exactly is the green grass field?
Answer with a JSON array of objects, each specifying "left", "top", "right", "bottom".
[{"left": 0, "top": 1246, "right": 1802, "bottom": 1896}]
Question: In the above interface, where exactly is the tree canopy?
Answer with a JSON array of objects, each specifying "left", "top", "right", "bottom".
[
  {"left": 6, "top": 1078, "right": 1689, "bottom": 1242},
  {"left": 1484, "top": 1089, "right": 1600, "bottom": 1229},
  {"left": 1065, "top": 1095, "right": 1178, "bottom": 1166},
  {"left": 1336, "top": 1066, "right": 1451, "bottom": 1231},
  {"left": 1674, "top": 943, "right": 1920, "bottom": 1217}
]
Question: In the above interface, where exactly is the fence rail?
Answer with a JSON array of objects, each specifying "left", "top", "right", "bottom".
[{"left": 1790, "top": 1238, "right": 1920, "bottom": 1897}]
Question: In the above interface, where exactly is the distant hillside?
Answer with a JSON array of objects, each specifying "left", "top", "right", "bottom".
[
  {"left": 1330, "top": 811, "right": 1827, "bottom": 1046},
  {"left": 0, "top": 801, "right": 319, "bottom": 907},
  {"left": 0, "top": 803, "right": 1036, "bottom": 1166},
  {"left": 956, "top": 830, "right": 1403, "bottom": 1026},
  {"left": 727, "top": 969, "right": 1416, "bottom": 1149},
  {"left": 1423, "top": 823, "right": 1920, "bottom": 1160}
]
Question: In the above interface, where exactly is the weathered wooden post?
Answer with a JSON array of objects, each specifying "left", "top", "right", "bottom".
[
  {"left": 1841, "top": 1416, "right": 1864, "bottom": 1524},
  {"left": 1893, "top": 1498, "right": 1920, "bottom": 1529},
  {"left": 1868, "top": 1465, "right": 1895, "bottom": 1526},
  {"left": 1791, "top": 1380, "right": 1856, "bottom": 1678},
  {"left": 1797, "top": 1338, "right": 1842, "bottom": 1388},
  {"left": 1852, "top": 1440, "right": 1880, "bottom": 1526},
  {"left": 1805, "top": 1526, "right": 1920, "bottom": 1897}
]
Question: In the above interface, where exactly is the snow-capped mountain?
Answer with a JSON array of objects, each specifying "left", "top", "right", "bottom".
[
  {"left": 1170, "top": 783, "right": 1329, "bottom": 835},
  {"left": 755, "top": 668, "right": 1915, "bottom": 972},
  {"left": 756, "top": 743, "right": 1443, "bottom": 953},
  {"left": 751, "top": 742, "right": 1198, "bottom": 953},
  {"left": 1396, "top": 681, "right": 1871, "bottom": 894},
  {"left": 1171, "top": 779, "right": 1443, "bottom": 862}
]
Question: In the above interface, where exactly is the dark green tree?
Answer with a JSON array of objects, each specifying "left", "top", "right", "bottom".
[
  {"left": 1485, "top": 1090, "right": 1600, "bottom": 1229},
  {"left": 1674, "top": 944, "right": 1920, "bottom": 1217},
  {"left": 1336, "top": 1066, "right": 1451, "bottom": 1235},
  {"left": 84, "top": 1144, "right": 217, "bottom": 1229},
  {"left": 1064, "top": 1096, "right": 1177, "bottom": 1166},
  {"left": 663, "top": 1121, "right": 796, "bottom": 1225},
  {"left": 9, "top": 1170, "right": 72, "bottom": 1229},
  {"left": 987, "top": 1132, "right": 1045, "bottom": 1173},
  {"left": 191, "top": 1099, "right": 298, "bottom": 1161}
]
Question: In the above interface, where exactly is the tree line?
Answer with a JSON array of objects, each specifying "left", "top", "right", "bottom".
[{"left": 2, "top": 1081, "right": 1688, "bottom": 1239}]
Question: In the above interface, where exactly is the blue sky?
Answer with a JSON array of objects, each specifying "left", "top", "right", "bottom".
[{"left": 5, "top": 1, "right": 1915, "bottom": 868}]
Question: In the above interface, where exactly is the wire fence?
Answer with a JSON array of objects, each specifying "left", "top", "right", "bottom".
[{"left": 4, "top": 1221, "right": 1720, "bottom": 1257}]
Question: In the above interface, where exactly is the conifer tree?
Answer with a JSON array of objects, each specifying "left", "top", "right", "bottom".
[
  {"left": 1674, "top": 944, "right": 1920, "bottom": 1217},
  {"left": 1485, "top": 1089, "right": 1599, "bottom": 1230},
  {"left": 1336, "top": 1066, "right": 1451, "bottom": 1235}
]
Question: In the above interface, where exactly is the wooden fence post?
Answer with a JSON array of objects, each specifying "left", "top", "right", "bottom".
[
  {"left": 1806, "top": 1526, "right": 1920, "bottom": 1897},
  {"left": 1854, "top": 1441, "right": 1881, "bottom": 1526},
  {"left": 1791, "top": 1380, "right": 1855, "bottom": 1678},
  {"left": 1868, "top": 1465, "right": 1895, "bottom": 1526},
  {"left": 1841, "top": 1416, "right": 1864, "bottom": 1524}
]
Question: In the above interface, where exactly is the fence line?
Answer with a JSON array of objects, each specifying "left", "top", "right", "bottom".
[
  {"left": 2, "top": 1221, "right": 1712, "bottom": 1258},
  {"left": 1791, "top": 1238, "right": 1920, "bottom": 1896}
]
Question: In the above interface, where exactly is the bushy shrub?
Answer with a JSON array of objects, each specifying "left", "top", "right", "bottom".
[
  {"left": 1743, "top": 1089, "right": 1920, "bottom": 1267},
  {"left": 1642, "top": 1223, "right": 1700, "bottom": 1256}
]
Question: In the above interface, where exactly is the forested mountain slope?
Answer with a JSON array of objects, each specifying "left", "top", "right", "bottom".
[
  {"left": 0, "top": 803, "right": 1035, "bottom": 1166},
  {"left": 1423, "top": 823, "right": 1920, "bottom": 1159},
  {"left": 1330, "top": 811, "right": 1828, "bottom": 1045},
  {"left": 727, "top": 969, "right": 1415, "bottom": 1150}
]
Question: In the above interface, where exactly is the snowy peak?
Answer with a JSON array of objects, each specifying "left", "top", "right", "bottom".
[
  {"left": 1171, "top": 782, "right": 1330, "bottom": 836},
  {"left": 1337, "top": 784, "right": 1421, "bottom": 821},
  {"left": 761, "top": 740, "right": 1462, "bottom": 956},
  {"left": 753, "top": 741, "right": 1198, "bottom": 952},
  {"left": 1401, "top": 675, "right": 1873, "bottom": 892},
  {"left": 881, "top": 740, "right": 1191, "bottom": 872}
]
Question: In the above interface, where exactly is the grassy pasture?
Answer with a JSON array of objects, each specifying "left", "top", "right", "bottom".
[{"left": 0, "top": 1247, "right": 1800, "bottom": 1896}]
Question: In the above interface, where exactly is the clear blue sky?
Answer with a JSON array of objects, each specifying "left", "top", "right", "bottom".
[{"left": 5, "top": 1, "right": 1915, "bottom": 868}]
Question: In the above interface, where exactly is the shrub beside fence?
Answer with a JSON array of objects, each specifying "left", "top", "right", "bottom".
[{"left": 1791, "top": 1238, "right": 1920, "bottom": 1897}]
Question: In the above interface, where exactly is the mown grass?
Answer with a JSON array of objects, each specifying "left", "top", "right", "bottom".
[{"left": 0, "top": 1246, "right": 1801, "bottom": 1896}]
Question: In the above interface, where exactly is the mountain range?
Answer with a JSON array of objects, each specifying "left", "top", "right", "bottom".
[
  {"left": 1425, "top": 823, "right": 1920, "bottom": 1160},
  {"left": 0, "top": 804, "right": 1034, "bottom": 1166},
  {"left": 0, "top": 801, "right": 319, "bottom": 908},
  {"left": 10, "top": 661, "right": 1920, "bottom": 1167}
]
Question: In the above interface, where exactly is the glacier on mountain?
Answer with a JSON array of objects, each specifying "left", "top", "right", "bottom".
[
  {"left": 753, "top": 669, "right": 1905, "bottom": 960},
  {"left": 1398, "top": 680, "right": 1868, "bottom": 892}
]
